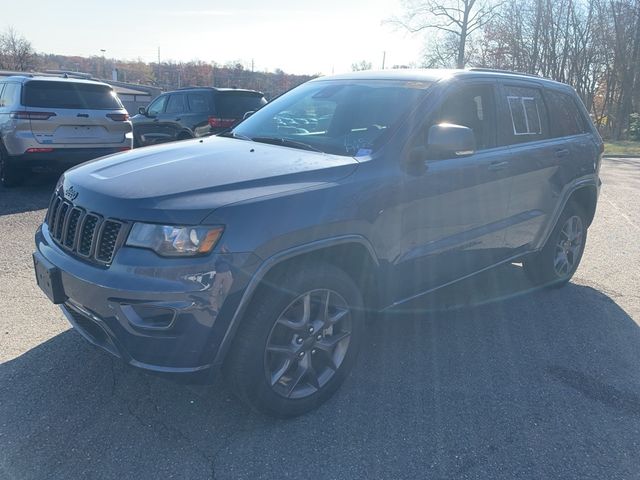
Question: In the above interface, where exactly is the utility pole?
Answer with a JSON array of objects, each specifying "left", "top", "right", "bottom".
[
  {"left": 157, "top": 47, "right": 161, "bottom": 87},
  {"left": 381, "top": 51, "right": 386, "bottom": 70},
  {"left": 100, "top": 49, "right": 106, "bottom": 78}
]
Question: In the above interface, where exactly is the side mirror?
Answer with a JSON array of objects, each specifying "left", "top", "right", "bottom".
[
  {"left": 427, "top": 123, "right": 476, "bottom": 159},
  {"left": 138, "top": 106, "right": 148, "bottom": 116},
  {"left": 243, "top": 110, "right": 255, "bottom": 120}
]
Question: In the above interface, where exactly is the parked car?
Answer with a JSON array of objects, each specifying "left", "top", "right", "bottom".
[
  {"left": 0, "top": 75, "right": 132, "bottom": 187},
  {"left": 34, "top": 69, "right": 602, "bottom": 417},
  {"left": 131, "top": 87, "right": 267, "bottom": 147}
]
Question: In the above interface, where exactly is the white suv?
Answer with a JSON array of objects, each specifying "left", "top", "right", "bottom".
[{"left": 0, "top": 75, "right": 132, "bottom": 187}]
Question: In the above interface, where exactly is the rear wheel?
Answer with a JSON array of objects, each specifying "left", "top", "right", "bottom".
[
  {"left": 0, "top": 151, "right": 25, "bottom": 188},
  {"left": 224, "top": 262, "right": 364, "bottom": 417},
  {"left": 523, "top": 202, "right": 587, "bottom": 288}
]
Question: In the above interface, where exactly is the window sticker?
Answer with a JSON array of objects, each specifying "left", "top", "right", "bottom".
[{"left": 507, "top": 96, "right": 542, "bottom": 135}]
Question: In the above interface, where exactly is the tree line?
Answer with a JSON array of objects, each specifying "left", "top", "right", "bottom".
[
  {"left": 393, "top": 0, "right": 640, "bottom": 139},
  {"left": 0, "top": 28, "right": 315, "bottom": 101}
]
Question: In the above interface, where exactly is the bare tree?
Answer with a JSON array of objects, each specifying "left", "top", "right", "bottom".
[
  {"left": 390, "top": 0, "right": 502, "bottom": 68},
  {"left": 351, "top": 60, "right": 373, "bottom": 71},
  {"left": 0, "top": 27, "right": 35, "bottom": 71}
]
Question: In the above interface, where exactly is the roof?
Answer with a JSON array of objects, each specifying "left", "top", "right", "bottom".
[
  {"left": 173, "top": 86, "right": 264, "bottom": 95},
  {"left": 1, "top": 74, "right": 112, "bottom": 87},
  {"left": 312, "top": 68, "right": 568, "bottom": 88}
]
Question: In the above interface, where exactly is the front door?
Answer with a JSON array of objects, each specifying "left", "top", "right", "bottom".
[
  {"left": 135, "top": 94, "right": 168, "bottom": 146},
  {"left": 390, "top": 81, "right": 514, "bottom": 303}
]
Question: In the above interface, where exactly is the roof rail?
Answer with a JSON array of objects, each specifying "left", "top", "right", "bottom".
[{"left": 466, "top": 67, "right": 541, "bottom": 78}]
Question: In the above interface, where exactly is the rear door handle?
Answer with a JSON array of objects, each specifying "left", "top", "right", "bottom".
[
  {"left": 555, "top": 148, "right": 570, "bottom": 158},
  {"left": 488, "top": 161, "right": 509, "bottom": 171}
]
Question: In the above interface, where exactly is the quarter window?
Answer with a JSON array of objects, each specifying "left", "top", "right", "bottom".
[
  {"left": 187, "top": 93, "right": 209, "bottom": 113},
  {"left": 545, "top": 90, "right": 588, "bottom": 137}
]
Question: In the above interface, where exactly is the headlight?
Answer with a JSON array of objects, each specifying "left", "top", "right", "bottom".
[{"left": 126, "top": 223, "right": 224, "bottom": 257}]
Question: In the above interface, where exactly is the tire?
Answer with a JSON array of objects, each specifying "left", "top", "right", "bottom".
[
  {"left": 0, "top": 150, "right": 25, "bottom": 188},
  {"left": 224, "top": 262, "right": 364, "bottom": 418},
  {"left": 523, "top": 202, "right": 588, "bottom": 288}
]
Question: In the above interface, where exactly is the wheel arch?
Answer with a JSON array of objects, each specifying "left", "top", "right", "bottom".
[
  {"left": 213, "top": 235, "right": 380, "bottom": 365},
  {"left": 567, "top": 184, "right": 598, "bottom": 227}
]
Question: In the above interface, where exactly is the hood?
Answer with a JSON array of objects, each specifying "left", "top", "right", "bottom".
[{"left": 62, "top": 136, "right": 358, "bottom": 224}]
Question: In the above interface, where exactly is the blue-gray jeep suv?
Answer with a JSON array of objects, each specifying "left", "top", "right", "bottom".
[{"left": 34, "top": 69, "right": 602, "bottom": 417}]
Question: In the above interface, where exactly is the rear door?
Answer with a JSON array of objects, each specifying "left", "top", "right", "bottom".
[
  {"left": 186, "top": 91, "right": 214, "bottom": 137},
  {"left": 498, "top": 81, "right": 566, "bottom": 251},
  {"left": 23, "top": 80, "right": 129, "bottom": 147}
]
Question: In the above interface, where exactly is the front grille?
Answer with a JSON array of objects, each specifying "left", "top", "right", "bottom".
[{"left": 45, "top": 191, "right": 126, "bottom": 266}]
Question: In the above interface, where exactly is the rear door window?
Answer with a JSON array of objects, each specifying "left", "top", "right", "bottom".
[
  {"left": 545, "top": 90, "right": 588, "bottom": 137},
  {"left": 215, "top": 93, "right": 267, "bottom": 119},
  {"left": 165, "top": 94, "right": 186, "bottom": 114},
  {"left": 23, "top": 81, "right": 122, "bottom": 110},
  {"left": 503, "top": 85, "right": 548, "bottom": 144},
  {"left": 187, "top": 93, "right": 210, "bottom": 113}
]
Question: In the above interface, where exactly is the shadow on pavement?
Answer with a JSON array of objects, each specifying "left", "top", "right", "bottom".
[
  {"left": 2, "top": 266, "right": 640, "bottom": 479},
  {"left": 0, "top": 173, "right": 57, "bottom": 216}
]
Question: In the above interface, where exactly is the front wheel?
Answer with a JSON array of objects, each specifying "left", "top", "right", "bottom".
[
  {"left": 224, "top": 263, "right": 364, "bottom": 417},
  {"left": 523, "top": 203, "right": 588, "bottom": 288}
]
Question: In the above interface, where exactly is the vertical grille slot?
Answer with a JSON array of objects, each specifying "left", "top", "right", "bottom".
[
  {"left": 78, "top": 214, "right": 100, "bottom": 257},
  {"left": 96, "top": 220, "right": 122, "bottom": 263},
  {"left": 54, "top": 202, "right": 70, "bottom": 240},
  {"left": 64, "top": 208, "right": 83, "bottom": 249},
  {"left": 48, "top": 196, "right": 61, "bottom": 235}
]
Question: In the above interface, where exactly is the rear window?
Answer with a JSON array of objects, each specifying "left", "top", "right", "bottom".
[
  {"left": 215, "top": 93, "right": 267, "bottom": 118},
  {"left": 23, "top": 81, "right": 122, "bottom": 110}
]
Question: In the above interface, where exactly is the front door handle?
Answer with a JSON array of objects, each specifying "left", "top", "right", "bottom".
[
  {"left": 555, "top": 148, "right": 570, "bottom": 158},
  {"left": 488, "top": 160, "right": 509, "bottom": 171},
  {"left": 174, "top": 118, "right": 181, "bottom": 121}
]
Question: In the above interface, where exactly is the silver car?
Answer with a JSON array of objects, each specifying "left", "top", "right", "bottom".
[{"left": 0, "top": 75, "right": 132, "bottom": 187}]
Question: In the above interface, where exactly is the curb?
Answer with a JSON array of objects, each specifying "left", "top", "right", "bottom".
[{"left": 602, "top": 154, "right": 640, "bottom": 159}]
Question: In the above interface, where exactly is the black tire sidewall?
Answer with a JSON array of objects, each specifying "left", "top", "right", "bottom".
[{"left": 225, "top": 263, "right": 365, "bottom": 417}]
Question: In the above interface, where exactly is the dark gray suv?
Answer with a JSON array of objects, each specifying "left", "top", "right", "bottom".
[{"left": 33, "top": 69, "right": 602, "bottom": 417}]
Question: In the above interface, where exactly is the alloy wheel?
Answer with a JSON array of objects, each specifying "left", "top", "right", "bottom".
[
  {"left": 264, "top": 289, "right": 352, "bottom": 399},
  {"left": 553, "top": 215, "right": 584, "bottom": 277}
]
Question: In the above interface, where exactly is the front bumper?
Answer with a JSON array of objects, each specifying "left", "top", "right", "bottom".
[{"left": 35, "top": 224, "right": 260, "bottom": 376}]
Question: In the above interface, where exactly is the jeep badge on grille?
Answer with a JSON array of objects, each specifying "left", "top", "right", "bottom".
[{"left": 64, "top": 186, "right": 79, "bottom": 201}]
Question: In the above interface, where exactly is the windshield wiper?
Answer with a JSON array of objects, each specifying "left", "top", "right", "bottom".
[
  {"left": 251, "top": 136, "right": 322, "bottom": 153},
  {"left": 218, "top": 131, "right": 253, "bottom": 141}
]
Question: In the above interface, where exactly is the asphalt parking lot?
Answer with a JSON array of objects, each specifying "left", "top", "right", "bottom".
[{"left": 1, "top": 158, "right": 640, "bottom": 479}]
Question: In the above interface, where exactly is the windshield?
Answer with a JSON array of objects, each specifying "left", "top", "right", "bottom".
[
  {"left": 23, "top": 81, "right": 123, "bottom": 110},
  {"left": 232, "top": 80, "right": 432, "bottom": 156}
]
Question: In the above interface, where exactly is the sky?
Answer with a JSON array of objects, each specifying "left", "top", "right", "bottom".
[{"left": 3, "top": 0, "right": 427, "bottom": 76}]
